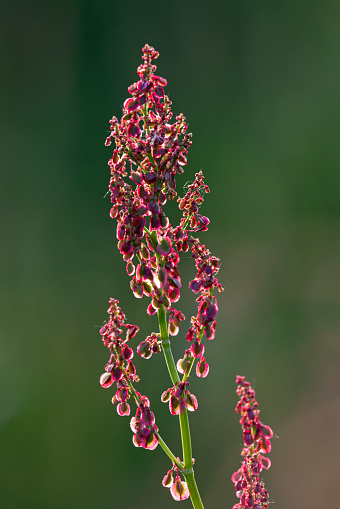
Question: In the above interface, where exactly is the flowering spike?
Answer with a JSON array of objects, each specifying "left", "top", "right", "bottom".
[
  {"left": 232, "top": 377, "right": 273, "bottom": 509},
  {"left": 98, "top": 44, "right": 226, "bottom": 508},
  {"left": 170, "top": 478, "right": 190, "bottom": 501}
]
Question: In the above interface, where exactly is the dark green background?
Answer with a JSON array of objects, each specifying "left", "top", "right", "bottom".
[{"left": 1, "top": 1, "right": 339, "bottom": 507}]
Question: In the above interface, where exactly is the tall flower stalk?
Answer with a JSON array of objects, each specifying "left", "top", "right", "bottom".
[{"left": 98, "top": 44, "right": 272, "bottom": 508}]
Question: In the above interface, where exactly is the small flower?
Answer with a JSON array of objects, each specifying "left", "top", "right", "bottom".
[
  {"left": 170, "top": 477, "right": 190, "bottom": 501},
  {"left": 162, "top": 463, "right": 190, "bottom": 501},
  {"left": 100, "top": 372, "right": 114, "bottom": 388},
  {"left": 162, "top": 382, "right": 198, "bottom": 415}
]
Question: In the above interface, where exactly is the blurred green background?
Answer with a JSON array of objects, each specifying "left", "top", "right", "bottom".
[{"left": 1, "top": 1, "right": 340, "bottom": 507}]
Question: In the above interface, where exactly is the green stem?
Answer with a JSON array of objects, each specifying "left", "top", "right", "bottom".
[
  {"left": 157, "top": 305, "right": 204, "bottom": 509},
  {"left": 156, "top": 434, "right": 183, "bottom": 470}
]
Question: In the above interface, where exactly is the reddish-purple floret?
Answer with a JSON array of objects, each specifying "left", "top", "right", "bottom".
[{"left": 231, "top": 376, "right": 273, "bottom": 509}]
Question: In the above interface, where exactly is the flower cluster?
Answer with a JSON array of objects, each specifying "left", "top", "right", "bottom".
[
  {"left": 130, "top": 395, "right": 159, "bottom": 450},
  {"left": 103, "top": 44, "right": 222, "bottom": 392},
  {"left": 231, "top": 376, "right": 273, "bottom": 509},
  {"left": 99, "top": 44, "right": 223, "bottom": 505},
  {"left": 161, "top": 382, "right": 198, "bottom": 415},
  {"left": 162, "top": 462, "right": 190, "bottom": 501},
  {"left": 99, "top": 298, "right": 159, "bottom": 450}
]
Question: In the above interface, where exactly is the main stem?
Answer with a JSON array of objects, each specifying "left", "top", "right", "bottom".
[{"left": 158, "top": 305, "right": 204, "bottom": 509}]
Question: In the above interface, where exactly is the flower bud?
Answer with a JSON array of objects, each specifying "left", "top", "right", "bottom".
[
  {"left": 137, "top": 341, "right": 152, "bottom": 359},
  {"left": 185, "top": 392, "right": 198, "bottom": 412},
  {"left": 100, "top": 372, "right": 114, "bottom": 388},
  {"left": 161, "top": 388, "right": 171, "bottom": 403},
  {"left": 162, "top": 471, "right": 173, "bottom": 488},
  {"left": 196, "top": 358, "right": 209, "bottom": 378},
  {"left": 156, "top": 237, "right": 172, "bottom": 256}
]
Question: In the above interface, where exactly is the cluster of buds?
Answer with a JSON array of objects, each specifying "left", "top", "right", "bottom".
[
  {"left": 161, "top": 382, "right": 198, "bottom": 415},
  {"left": 130, "top": 395, "right": 159, "bottom": 450},
  {"left": 162, "top": 462, "right": 190, "bottom": 501},
  {"left": 99, "top": 299, "right": 159, "bottom": 450},
  {"left": 231, "top": 376, "right": 273, "bottom": 509}
]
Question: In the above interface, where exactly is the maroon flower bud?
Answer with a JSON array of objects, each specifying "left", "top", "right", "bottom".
[
  {"left": 173, "top": 383, "right": 186, "bottom": 399},
  {"left": 126, "top": 324, "right": 139, "bottom": 340},
  {"left": 127, "top": 123, "right": 141, "bottom": 138},
  {"left": 110, "top": 204, "right": 118, "bottom": 218},
  {"left": 157, "top": 267, "right": 168, "bottom": 286},
  {"left": 116, "top": 387, "right": 128, "bottom": 402},
  {"left": 137, "top": 341, "right": 153, "bottom": 359},
  {"left": 196, "top": 357, "right": 209, "bottom": 378},
  {"left": 127, "top": 360, "right": 136, "bottom": 375},
  {"left": 121, "top": 240, "right": 134, "bottom": 256},
  {"left": 204, "top": 303, "right": 218, "bottom": 321},
  {"left": 243, "top": 430, "right": 254, "bottom": 447},
  {"left": 124, "top": 98, "right": 139, "bottom": 111},
  {"left": 130, "top": 170, "right": 142, "bottom": 184},
  {"left": 156, "top": 236, "right": 172, "bottom": 256},
  {"left": 261, "top": 425, "right": 273, "bottom": 439},
  {"left": 162, "top": 470, "right": 173, "bottom": 488},
  {"left": 260, "top": 456, "right": 271, "bottom": 470},
  {"left": 260, "top": 438, "right": 271, "bottom": 453},
  {"left": 153, "top": 75, "right": 167, "bottom": 87},
  {"left": 170, "top": 478, "right": 189, "bottom": 501},
  {"left": 161, "top": 388, "right": 172, "bottom": 403},
  {"left": 189, "top": 279, "right": 202, "bottom": 293},
  {"left": 144, "top": 431, "right": 158, "bottom": 450},
  {"left": 185, "top": 392, "right": 198, "bottom": 412},
  {"left": 190, "top": 340, "right": 204, "bottom": 358},
  {"left": 100, "top": 372, "right": 114, "bottom": 388},
  {"left": 141, "top": 408, "right": 155, "bottom": 426},
  {"left": 147, "top": 302, "right": 157, "bottom": 315},
  {"left": 174, "top": 227, "right": 184, "bottom": 241},
  {"left": 117, "top": 401, "right": 130, "bottom": 416},
  {"left": 168, "top": 288, "right": 180, "bottom": 304},
  {"left": 111, "top": 367, "right": 123, "bottom": 381},
  {"left": 169, "top": 395, "right": 185, "bottom": 415}
]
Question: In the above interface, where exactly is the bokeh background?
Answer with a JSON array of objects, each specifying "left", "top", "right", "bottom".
[{"left": 1, "top": 1, "right": 340, "bottom": 507}]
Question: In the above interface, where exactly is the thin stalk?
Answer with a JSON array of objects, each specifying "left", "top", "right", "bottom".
[{"left": 156, "top": 434, "right": 184, "bottom": 470}]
